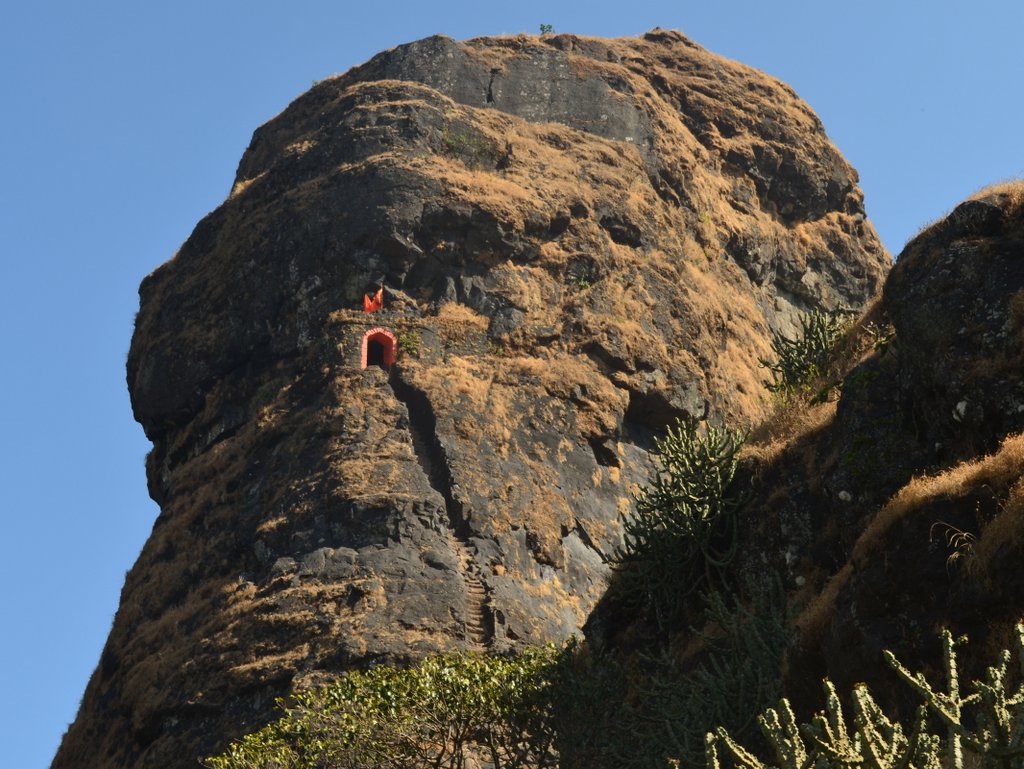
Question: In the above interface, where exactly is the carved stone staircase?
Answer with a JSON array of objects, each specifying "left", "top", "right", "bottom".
[{"left": 450, "top": 533, "right": 492, "bottom": 648}]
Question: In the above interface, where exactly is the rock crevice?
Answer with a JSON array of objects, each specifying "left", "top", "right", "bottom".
[{"left": 388, "top": 365, "right": 495, "bottom": 648}]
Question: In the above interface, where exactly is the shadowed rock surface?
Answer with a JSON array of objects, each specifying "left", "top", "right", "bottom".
[
  {"left": 793, "top": 185, "right": 1024, "bottom": 707},
  {"left": 52, "top": 30, "right": 887, "bottom": 769},
  {"left": 587, "top": 183, "right": 1024, "bottom": 728},
  {"left": 561, "top": 184, "right": 1024, "bottom": 769}
]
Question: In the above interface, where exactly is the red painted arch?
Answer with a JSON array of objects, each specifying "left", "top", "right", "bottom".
[{"left": 360, "top": 327, "right": 398, "bottom": 369}]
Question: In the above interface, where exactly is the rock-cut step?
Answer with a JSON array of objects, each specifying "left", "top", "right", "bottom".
[
  {"left": 386, "top": 367, "right": 494, "bottom": 648},
  {"left": 450, "top": 533, "right": 493, "bottom": 649}
]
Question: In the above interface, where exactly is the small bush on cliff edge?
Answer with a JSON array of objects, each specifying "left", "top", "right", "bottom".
[
  {"left": 204, "top": 647, "right": 560, "bottom": 769},
  {"left": 760, "top": 311, "right": 852, "bottom": 399}
]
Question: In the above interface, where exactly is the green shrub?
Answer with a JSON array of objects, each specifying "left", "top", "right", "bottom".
[
  {"left": 760, "top": 312, "right": 851, "bottom": 397},
  {"left": 611, "top": 419, "right": 746, "bottom": 630},
  {"left": 442, "top": 125, "right": 498, "bottom": 169},
  {"left": 630, "top": 583, "right": 788, "bottom": 767},
  {"left": 204, "top": 647, "right": 561, "bottom": 769},
  {"left": 397, "top": 329, "right": 421, "bottom": 357},
  {"left": 554, "top": 578, "right": 789, "bottom": 769}
]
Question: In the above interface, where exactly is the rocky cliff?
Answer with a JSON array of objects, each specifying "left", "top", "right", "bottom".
[
  {"left": 573, "top": 183, "right": 1024, "bottom": 767},
  {"left": 52, "top": 30, "right": 887, "bottom": 769},
  {"left": 780, "top": 183, "right": 1024, "bottom": 705}
]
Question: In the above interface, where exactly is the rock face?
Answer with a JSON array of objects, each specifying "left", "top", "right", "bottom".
[
  {"left": 802, "top": 185, "right": 1024, "bottom": 703},
  {"left": 52, "top": 30, "right": 887, "bottom": 769},
  {"left": 885, "top": 191, "right": 1024, "bottom": 456},
  {"left": 642, "top": 183, "right": 1024, "bottom": 723}
]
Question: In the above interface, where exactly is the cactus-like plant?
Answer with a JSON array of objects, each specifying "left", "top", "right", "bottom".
[
  {"left": 760, "top": 312, "right": 851, "bottom": 397},
  {"left": 611, "top": 419, "right": 746, "bottom": 629},
  {"left": 706, "top": 623, "right": 1024, "bottom": 769},
  {"left": 885, "top": 625, "right": 1024, "bottom": 769}
]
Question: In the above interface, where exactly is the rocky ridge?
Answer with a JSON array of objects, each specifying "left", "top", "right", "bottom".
[
  {"left": 53, "top": 30, "right": 887, "bottom": 769},
  {"left": 589, "top": 181, "right": 1024, "bottom": 733},
  {"left": 544, "top": 184, "right": 1024, "bottom": 769},
  {"left": 785, "top": 184, "right": 1024, "bottom": 704}
]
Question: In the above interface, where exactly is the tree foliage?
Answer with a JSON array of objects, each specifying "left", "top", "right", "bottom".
[{"left": 204, "top": 647, "right": 560, "bottom": 769}]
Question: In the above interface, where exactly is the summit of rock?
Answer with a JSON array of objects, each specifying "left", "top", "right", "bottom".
[{"left": 54, "top": 30, "right": 887, "bottom": 769}]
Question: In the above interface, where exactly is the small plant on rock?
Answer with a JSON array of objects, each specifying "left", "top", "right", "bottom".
[
  {"left": 442, "top": 125, "right": 498, "bottom": 169},
  {"left": 397, "top": 329, "right": 421, "bottom": 357},
  {"left": 759, "top": 311, "right": 852, "bottom": 398}
]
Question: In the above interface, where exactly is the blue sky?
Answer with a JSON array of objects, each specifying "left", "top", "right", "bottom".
[{"left": 2, "top": 1, "right": 1021, "bottom": 767}]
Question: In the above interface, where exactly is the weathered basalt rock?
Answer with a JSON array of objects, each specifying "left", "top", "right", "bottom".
[
  {"left": 644, "top": 184, "right": 1024, "bottom": 726},
  {"left": 53, "top": 30, "right": 887, "bottom": 769},
  {"left": 804, "top": 186, "right": 1024, "bottom": 701},
  {"left": 885, "top": 191, "right": 1024, "bottom": 458}
]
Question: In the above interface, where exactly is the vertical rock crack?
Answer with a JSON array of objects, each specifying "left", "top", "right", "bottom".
[
  {"left": 388, "top": 366, "right": 495, "bottom": 648},
  {"left": 486, "top": 70, "right": 497, "bottom": 104}
]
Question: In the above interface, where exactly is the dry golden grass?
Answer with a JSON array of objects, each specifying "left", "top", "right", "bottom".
[
  {"left": 486, "top": 262, "right": 555, "bottom": 315},
  {"left": 434, "top": 302, "right": 489, "bottom": 337},
  {"left": 413, "top": 356, "right": 494, "bottom": 409},
  {"left": 905, "top": 179, "right": 1024, "bottom": 248},
  {"left": 229, "top": 170, "right": 267, "bottom": 199},
  {"left": 972, "top": 474, "right": 1024, "bottom": 583},
  {"left": 851, "top": 433, "right": 1024, "bottom": 566},
  {"left": 742, "top": 398, "right": 837, "bottom": 470},
  {"left": 967, "top": 178, "right": 1024, "bottom": 211},
  {"left": 334, "top": 458, "right": 422, "bottom": 498},
  {"left": 794, "top": 562, "right": 854, "bottom": 649},
  {"left": 428, "top": 163, "right": 537, "bottom": 232},
  {"left": 423, "top": 132, "right": 648, "bottom": 250},
  {"left": 793, "top": 434, "right": 1024, "bottom": 646},
  {"left": 508, "top": 353, "right": 626, "bottom": 427}
]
